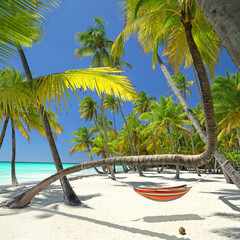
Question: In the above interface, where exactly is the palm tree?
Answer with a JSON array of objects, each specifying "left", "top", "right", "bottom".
[
  {"left": 75, "top": 17, "right": 115, "bottom": 179},
  {"left": 112, "top": 0, "right": 240, "bottom": 186},
  {"left": 0, "top": 0, "right": 59, "bottom": 64},
  {"left": 169, "top": 73, "right": 194, "bottom": 100},
  {"left": 195, "top": 0, "right": 240, "bottom": 71},
  {"left": 133, "top": 91, "right": 156, "bottom": 115},
  {"left": 140, "top": 97, "right": 190, "bottom": 178},
  {"left": 79, "top": 95, "right": 99, "bottom": 130},
  {"left": 0, "top": 67, "right": 63, "bottom": 187},
  {"left": 69, "top": 126, "right": 103, "bottom": 174},
  {"left": 104, "top": 95, "right": 120, "bottom": 146},
  {"left": 212, "top": 72, "right": 240, "bottom": 146}
]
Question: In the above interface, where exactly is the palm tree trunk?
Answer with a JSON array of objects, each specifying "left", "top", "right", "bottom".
[
  {"left": 159, "top": 137, "right": 165, "bottom": 172},
  {"left": 11, "top": 119, "right": 19, "bottom": 187},
  {"left": 192, "top": 65, "right": 204, "bottom": 109},
  {"left": 167, "top": 127, "right": 180, "bottom": 179},
  {"left": 0, "top": 117, "right": 9, "bottom": 149},
  {"left": 236, "top": 127, "right": 240, "bottom": 148},
  {"left": 100, "top": 96, "right": 115, "bottom": 180},
  {"left": 156, "top": 52, "right": 240, "bottom": 188},
  {"left": 17, "top": 45, "right": 81, "bottom": 206},
  {"left": 118, "top": 99, "right": 143, "bottom": 176},
  {"left": 195, "top": 0, "right": 240, "bottom": 71},
  {"left": 189, "top": 127, "right": 201, "bottom": 176},
  {"left": 112, "top": 110, "right": 126, "bottom": 172},
  {"left": 152, "top": 134, "right": 160, "bottom": 173},
  {"left": 87, "top": 145, "right": 104, "bottom": 174}
]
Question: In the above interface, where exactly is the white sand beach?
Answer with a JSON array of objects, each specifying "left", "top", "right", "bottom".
[{"left": 0, "top": 169, "right": 239, "bottom": 240}]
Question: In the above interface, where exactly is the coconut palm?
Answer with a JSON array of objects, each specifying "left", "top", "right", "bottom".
[
  {"left": 79, "top": 95, "right": 99, "bottom": 129},
  {"left": 0, "top": 0, "right": 59, "bottom": 64},
  {"left": 195, "top": 0, "right": 240, "bottom": 71},
  {"left": 0, "top": 67, "right": 63, "bottom": 187},
  {"left": 112, "top": 0, "right": 240, "bottom": 185},
  {"left": 75, "top": 17, "right": 116, "bottom": 179},
  {"left": 169, "top": 73, "right": 194, "bottom": 100},
  {"left": 212, "top": 72, "right": 240, "bottom": 145},
  {"left": 104, "top": 95, "right": 119, "bottom": 143},
  {"left": 69, "top": 126, "right": 103, "bottom": 174},
  {"left": 133, "top": 91, "right": 156, "bottom": 115},
  {"left": 140, "top": 96, "right": 190, "bottom": 178}
]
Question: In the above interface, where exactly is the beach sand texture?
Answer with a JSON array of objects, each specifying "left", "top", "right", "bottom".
[{"left": 0, "top": 170, "right": 239, "bottom": 240}]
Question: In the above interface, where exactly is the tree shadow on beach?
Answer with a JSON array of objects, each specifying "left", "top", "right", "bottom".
[
  {"left": 212, "top": 227, "right": 240, "bottom": 239},
  {"left": 0, "top": 184, "right": 102, "bottom": 209},
  {"left": 201, "top": 189, "right": 240, "bottom": 213},
  {"left": 134, "top": 214, "right": 205, "bottom": 223},
  {"left": 33, "top": 208, "right": 190, "bottom": 240}
]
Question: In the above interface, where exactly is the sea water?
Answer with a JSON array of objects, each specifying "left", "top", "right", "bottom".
[{"left": 0, "top": 162, "right": 104, "bottom": 189}]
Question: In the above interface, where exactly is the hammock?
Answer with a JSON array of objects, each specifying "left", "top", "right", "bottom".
[{"left": 134, "top": 185, "right": 191, "bottom": 202}]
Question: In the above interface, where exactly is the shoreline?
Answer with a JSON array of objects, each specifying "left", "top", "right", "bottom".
[{"left": 0, "top": 169, "right": 239, "bottom": 240}]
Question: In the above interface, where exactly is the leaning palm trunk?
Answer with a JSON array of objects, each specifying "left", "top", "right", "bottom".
[
  {"left": 195, "top": 0, "right": 240, "bottom": 70},
  {"left": 118, "top": 99, "right": 143, "bottom": 176},
  {"left": 17, "top": 45, "right": 81, "bottom": 206},
  {"left": 11, "top": 119, "right": 19, "bottom": 187},
  {"left": 0, "top": 117, "right": 9, "bottom": 149}
]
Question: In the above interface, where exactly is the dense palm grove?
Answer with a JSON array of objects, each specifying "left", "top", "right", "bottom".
[{"left": 0, "top": 0, "right": 240, "bottom": 208}]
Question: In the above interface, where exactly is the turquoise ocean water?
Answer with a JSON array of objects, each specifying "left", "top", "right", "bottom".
[{"left": 0, "top": 162, "right": 101, "bottom": 189}]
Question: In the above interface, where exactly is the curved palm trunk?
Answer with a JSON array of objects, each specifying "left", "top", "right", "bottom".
[
  {"left": 195, "top": 0, "right": 240, "bottom": 70},
  {"left": 11, "top": 119, "right": 19, "bottom": 187},
  {"left": 0, "top": 117, "right": 9, "bottom": 149},
  {"left": 100, "top": 96, "right": 115, "bottom": 180},
  {"left": 156, "top": 54, "right": 240, "bottom": 188},
  {"left": 17, "top": 45, "right": 81, "bottom": 206},
  {"left": 167, "top": 127, "right": 180, "bottom": 179},
  {"left": 118, "top": 100, "right": 143, "bottom": 176}
]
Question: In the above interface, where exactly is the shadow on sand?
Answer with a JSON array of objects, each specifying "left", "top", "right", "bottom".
[{"left": 134, "top": 214, "right": 204, "bottom": 223}]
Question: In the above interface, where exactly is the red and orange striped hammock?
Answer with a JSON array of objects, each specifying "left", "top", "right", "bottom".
[{"left": 134, "top": 185, "right": 191, "bottom": 202}]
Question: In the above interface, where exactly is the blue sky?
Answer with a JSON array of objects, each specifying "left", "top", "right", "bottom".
[{"left": 0, "top": 1, "right": 238, "bottom": 163}]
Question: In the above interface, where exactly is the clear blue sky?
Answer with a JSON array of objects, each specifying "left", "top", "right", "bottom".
[{"left": 0, "top": 1, "right": 238, "bottom": 163}]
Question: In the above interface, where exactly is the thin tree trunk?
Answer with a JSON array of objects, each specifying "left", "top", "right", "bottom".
[
  {"left": 118, "top": 99, "right": 143, "bottom": 176},
  {"left": 17, "top": 45, "right": 81, "bottom": 206},
  {"left": 167, "top": 127, "right": 180, "bottom": 179},
  {"left": 113, "top": 110, "right": 126, "bottom": 172},
  {"left": 11, "top": 119, "right": 19, "bottom": 187},
  {"left": 189, "top": 126, "right": 201, "bottom": 177},
  {"left": 100, "top": 96, "right": 115, "bottom": 180},
  {"left": 236, "top": 127, "right": 240, "bottom": 148},
  {"left": 152, "top": 134, "right": 160, "bottom": 173},
  {"left": 87, "top": 145, "right": 104, "bottom": 174},
  {"left": 195, "top": 0, "right": 240, "bottom": 71},
  {"left": 0, "top": 117, "right": 9, "bottom": 149},
  {"left": 159, "top": 137, "right": 165, "bottom": 172}
]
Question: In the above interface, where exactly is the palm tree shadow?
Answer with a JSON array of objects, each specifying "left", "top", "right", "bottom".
[
  {"left": 212, "top": 227, "right": 240, "bottom": 239},
  {"left": 134, "top": 214, "right": 205, "bottom": 223},
  {"left": 33, "top": 208, "right": 190, "bottom": 240}
]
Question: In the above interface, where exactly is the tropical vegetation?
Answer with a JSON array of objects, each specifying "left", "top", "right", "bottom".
[{"left": 0, "top": 1, "right": 240, "bottom": 208}]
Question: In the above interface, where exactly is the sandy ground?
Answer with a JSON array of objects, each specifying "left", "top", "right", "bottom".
[{"left": 0, "top": 169, "right": 239, "bottom": 240}]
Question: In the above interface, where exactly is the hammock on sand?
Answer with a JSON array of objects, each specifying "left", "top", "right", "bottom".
[{"left": 134, "top": 185, "right": 191, "bottom": 202}]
